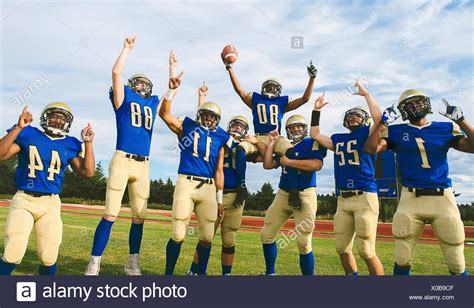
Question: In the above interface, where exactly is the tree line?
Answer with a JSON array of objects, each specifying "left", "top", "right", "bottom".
[{"left": 1, "top": 158, "right": 473, "bottom": 222}]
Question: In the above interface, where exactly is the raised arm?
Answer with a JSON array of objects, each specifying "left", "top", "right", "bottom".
[
  {"left": 111, "top": 36, "right": 135, "bottom": 110},
  {"left": 0, "top": 106, "right": 30, "bottom": 161},
  {"left": 197, "top": 81, "right": 208, "bottom": 108},
  {"left": 159, "top": 72, "right": 185, "bottom": 137},
  {"left": 215, "top": 147, "right": 225, "bottom": 220},
  {"left": 285, "top": 61, "right": 317, "bottom": 112},
  {"left": 309, "top": 93, "right": 335, "bottom": 151},
  {"left": 225, "top": 65, "right": 252, "bottom": 108},
  {"left": 439, "top": 99, "right": 474, "bottom": 153},
  {"left": 353, "top": 79, "right": 382, "bottom": 133},
  {"left": 363, "top": 106, "right": 399, "bottom": 154},
  {"left": 262, "top": 130, "right": 280, "bottom": 169},
  {"left": 69, "top": 123, "right": 95, "bottom": 178}
]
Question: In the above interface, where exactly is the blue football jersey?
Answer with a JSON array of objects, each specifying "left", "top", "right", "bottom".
[
  {"left": 7, "top": 125, "right": 83, "bottom": 194},
  {"left": 384, "top": 121, "right": 463, "bottom": 188},
  {"left": 251, "top": 92, "right": 289, "bottom": 134},
  {"left": 177, "top": 117, "right": 232, "bottom": 178},
  {"left": 223, "top": 140, "right": 239, "bottom": 190},
  {"left": 331, "top": 126, "right": 378, "bottom": 192},
  {"left": 110, "top": 85, "right": 159, "bottom": 156},
  {"left": 277, "top": 137, "right": 327, "bottom": 191}
]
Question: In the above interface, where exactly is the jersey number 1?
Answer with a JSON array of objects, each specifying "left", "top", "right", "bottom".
[
  {"left": 193, "top": 132, "right": 212, "bottom": 162},
  {"left": 28, "top": 145, "right": 61, "bottom": 181},
  {"left": 415, "top": 137, "right": 431, "bottom": 168}
]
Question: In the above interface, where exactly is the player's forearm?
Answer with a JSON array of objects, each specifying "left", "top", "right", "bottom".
[
  {"left": 301, "top": 77, "right": 315, "bottom": 103},
  {"left": 112, "top": 47, "right": 131, "bottom": 75},
  {"left": 254, "top": 140, "right": 267, "bottom": 158},
  {"left": 0, "top": 126, "right": 21, "bottom": 157},
  {"left": 81, "top": 142, "right": 95, "bottom": 178},
  {"left": 457, "top": 119, "right": 474, "bottom": 150},
  {"left": 364, "top": 123, "right": 385, "bottom": 154},
  {"left": 363, "top": 93, "right": 382, "bottom": 125},
  {"left": 285, "top": 159, "right": 322, "bottom": 172},
  {"left": 228, "top": 68, "right": 250, "bottom": 107},
  {"left": 214, "top": 170, "right": 224, "bottom": 191},
  {"left": 198, "top": 95, "right": 205, "bottom": 108},
  {"left": 310, "top": 110, "right": 334, "bottom": 151}
]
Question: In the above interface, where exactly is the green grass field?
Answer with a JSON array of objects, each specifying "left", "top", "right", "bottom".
[{"left": 0, "top": 207, "right": 472, "bottom": 275}]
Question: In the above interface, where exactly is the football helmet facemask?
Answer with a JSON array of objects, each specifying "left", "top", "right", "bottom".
[
  {"left": 261, "top": 78, "right": 282, "bottom": 99},
  {"left": 286, "top": 115, "right": 308, "bottom": 143},
  {"left": 40, "top": 102, "right": 74, "bottom": 137},
  {"left": 197, "top": 102, "right": 222, "bottom": 130},
  {"left": 397, "top": 89, "right": 432, "bottom": 122},
  {"left": 227, "top": 115, "right": 249, "bottom": 140},
  {"left": 343, "top": 106, "right": 371, "bottom": 130},
  {"left": 128, "top": 74, "right": 153, "bottom": 98}
]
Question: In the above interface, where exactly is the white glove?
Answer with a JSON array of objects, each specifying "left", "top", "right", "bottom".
[
  {"left": 381, "top": 105, "right": 400, "bottom": 126},
  {"left": 439, "top": 98, "right": 464, "bottom": 122}
]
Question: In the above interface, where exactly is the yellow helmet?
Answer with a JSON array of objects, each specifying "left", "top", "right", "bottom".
[
  {"left": 128, "top": 73, "right": 153, "bottom": 98},
  {"left": 197, "top": 102, "right": 222, "bottom": 130},
  {"left": 397, "top": 89, "right": 432, "bottom": 121},
  {"left": 285, "top": 115, "right": 307, "bottom": 143},
  {"left": 343, "top": 105, "right": 371, "bottom": 129},
  {"left": 40, "top": 101, "right": 74, "bottom": 136},
  {"left": 261, "top": 77, "right": 282, "bottom": 98},
  {"left": 227, "top": 115, "right": 249, "bottom": 139}
]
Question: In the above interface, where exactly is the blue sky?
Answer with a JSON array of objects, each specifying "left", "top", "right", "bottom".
[{"left": 1, "top": 0, "right": 473, "bottom": 202}]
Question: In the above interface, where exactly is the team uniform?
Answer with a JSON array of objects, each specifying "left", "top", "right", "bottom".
[
  {"left": 2, "top": 125, "right": 82, "bottom": 272},
  {"left": 331, "top": 126, "right": 380, "bottom": 262},
  {"left": 86, "top": 84, "right": 159, "bottom": 275},
  {"left": 382, "top": 121, "right": 466, "bottom": 274},
  {"left": 239, "top": 92, "right": 292, "bottom": 155},
  {"left": 165, "top": 116, "right": 231, "bottom": 275},
  {"left": 260, "top": 137, "right": 327, "bottom": 275}
]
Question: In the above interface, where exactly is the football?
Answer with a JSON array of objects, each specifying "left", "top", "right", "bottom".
[{"left": 221, "top": 44, "right": 238, "bottom": 64}]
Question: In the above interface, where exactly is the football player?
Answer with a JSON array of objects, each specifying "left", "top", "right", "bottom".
[
  {"left": 0, "top": 103, "right": 95, "bottom": 275},
  {"left": 159, "top": 62, "right": 231, "bottom": 276},
  {"left": 260, "top": 115, "right": 327, "bottom": 275},
  {"left": 224, "top": 56, "right": 318, "bottom": 209},
  {"left": 187, "top": 83, "right": 262, "bottom": 275},
  {"left": 85, "top": 36, "right": 164, "bottom": 275},
  {"left": 310, "top": 80, "right": 384, "bottom": 276},
  {"left": 364, "top": 89, "right": 474, "bottom": 275}
]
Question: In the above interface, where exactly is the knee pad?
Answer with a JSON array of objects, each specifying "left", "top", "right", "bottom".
[
  {"left": 434, "top": 216, "right": 465, "bottom": 245},
  {"left": 444, "top": 244, "right": 466, "bottom": 274},
  {"left": 296, "top": 233, "right": 312, "bottom": 254},
  {"left": 355, "top": 237, "right": 375, "bottom": 260},
  {"left": 392, "top": 212, "right": 412, "bottom": 239},
  {"left": 221, "top": 229, "right": 237, "bottom": 248},
  {"left": 260, "top": 227, "right": 274, "bottom": 244},
  {"left": 394, "top": 240, "right": 412, "bottom": 267},
  {"left": 222, "top": 245, "right": 235, "bottom": 254}
]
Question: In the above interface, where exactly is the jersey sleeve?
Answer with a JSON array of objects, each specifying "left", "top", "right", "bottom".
[
  {"left": 281, "top": 95, "right": 290, "bottom": 111},
  {"left": 179, "top": 116, "right": 195, "bottom": 138},
  {"left": 449, "top": 122, "right": 465, "bottom": 148},
  {"left": 6, "top": 125, "right": 33, "bottom": 147},
  {"left": 309, "top": 140, "right": 327, "bottom": 160},
  {"left": 67, "top": 137, "right": 84, "bottom": 162}
]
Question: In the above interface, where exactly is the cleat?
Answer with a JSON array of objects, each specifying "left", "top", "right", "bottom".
[
  {"left": 85, "top": 256, "right": 101, "bottom": 276},
  {"left": 124, "top": 253, "right": 142, "bottom": 276}
]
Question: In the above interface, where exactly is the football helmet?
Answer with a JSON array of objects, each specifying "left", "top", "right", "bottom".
[
  {"left": 128, "top": 73, "right": 153, "bottom": 98},
  {"left": 40, "top": 102, "right": 74, "bottom": 137},
  {"left": 197, "top": 102, "right": 222, "bottom": 130},
  {"left": 286, "top": 115, "right": 308, "bottom": 143},
  {"left": 261, "top": 78, "right": 282, "bottom": 99},
  {"left": 227, "top": 115, "right": 249, "bottom": 140},
  {"left": 343, "top": 106, "right": 371, "bottom": 130},
  {"left": 397, "top": 89, "right": 432, "bottom": 121}
]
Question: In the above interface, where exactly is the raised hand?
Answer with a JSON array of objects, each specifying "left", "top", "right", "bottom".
[
  {"left": 18, "top": 106, "right": 33, "bottom": 128},
  {"left": 81, "top": 123, "right": 95, "bottom": 143},
  {"left": 307, "top": 60, "right": 317, "bottom": 78},
  {"left": 353, "top": 79, "right": 369, "bottom": 97},
  {"left": 439, "top": 98, "right": 464, "bottom": 123},
  {"left": 169, "top": 50, "right": 178, "bottom": 67},
  {"left": 313, "top": 92, "right": 328, "bottom": 110},
  {"left": 269, "top": 129, "right": 280, "bottom": 142},
  {"left": 381, "top": 105, "right": 400, "bottom": 126},
  {"left": 198, "top": 81, "right": 208, "bottom": 97},
  {"left": 169, "top": 71, "right": 184, "bottom": 90},
  {"left": 124, "top": 35, "right": 136, "bottom": 49}
]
